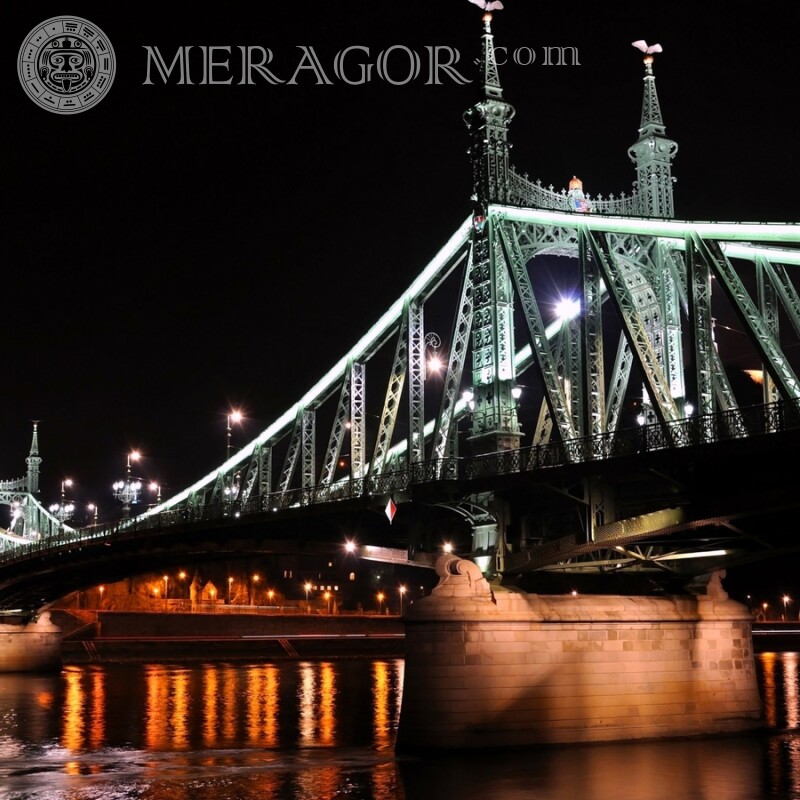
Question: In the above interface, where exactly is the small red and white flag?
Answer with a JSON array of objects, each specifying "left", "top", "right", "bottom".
[{"left": 385, "top": 498, "right": 397, "bottom": 524}]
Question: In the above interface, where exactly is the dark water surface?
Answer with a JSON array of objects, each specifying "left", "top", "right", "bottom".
[{"left": 2, "top": 653, "right": 800, "bottom": 799}]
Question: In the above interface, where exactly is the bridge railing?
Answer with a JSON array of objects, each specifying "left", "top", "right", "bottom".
[{"left": 1, "top": 399, "right": 798, "bottom": 568}]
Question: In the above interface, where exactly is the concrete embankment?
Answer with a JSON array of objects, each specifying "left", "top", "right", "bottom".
[{"left": 53, "top": 610, "right": 405, "bottom": 663}]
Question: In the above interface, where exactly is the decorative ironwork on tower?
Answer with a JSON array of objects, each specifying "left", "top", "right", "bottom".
[
  {"left": 462, "top": 5, "right": 522, "bottom": 454},
  {"left": 628, "top": 40, "right": 677, "bottom": 218},
  {"left": 463, "top": 8, "right": 515, "bottom": 212}
]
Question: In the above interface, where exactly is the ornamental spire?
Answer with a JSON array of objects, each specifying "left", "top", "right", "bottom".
[
  {"left": 628, "top": 40, "right": 677, "bottom": 218},
  {"left": 26, "top": 420, "right": 41, "bottom": 494},
  {"left": 464, "top": 0, "right": 515, "bottom": 211}
]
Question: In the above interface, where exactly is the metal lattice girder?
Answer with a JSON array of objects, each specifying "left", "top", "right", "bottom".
[
  {"left": 579, "top": 227, "right": 606, "bottom": 439},
  {"left": 319, "top": 363, "right": 352, "bottom": 489},
  {"left": 259, "top": 444, "right": 272, "bottom": 501},
  {"left": 696, "top": 235, "right": 800, "bottom": 403},
  {"left": 433, "top": 245, "right": 476, "bottom": 460},
  {"left": 498, "top": 221, "right": 577, "bottom": 443},
  {"left": 587, "top": 229, "right": 680, "bottom": 425},
  {"left": 237, "top": 441, "right": 266, "bottom": 507},
  {"left": 763, "top": 259, "right": 800, "bottom": 339},
  {"left": 277, "top": 410, "right": 304, "bottom": 496},
  {"left": 407, "top": 300, "right": 425, "bottom": 465},
  {"left": 301, "top": 409, "right": 315, "bottom": 495},
  {"left": 758, "top": 257, "right": 781, "bottom": 406},
  {"left": 350, "top": 361, "right": 365, "bottom": 478},
  {"left": 565, "top": 316, "right": 583, "bottom": 435},
  {"left": 370, "top": 304, "right": 410, "bottom": 477},
  {"left": 606, "top": 333, "right": 633, "bottom": 434},
  {"left": 685, "top": 233, "right": 716, "bottom": 418}
]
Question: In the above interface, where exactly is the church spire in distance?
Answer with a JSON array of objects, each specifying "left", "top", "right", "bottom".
[{"left": 628, "top": 40, "right": 678, "bottom": 218}]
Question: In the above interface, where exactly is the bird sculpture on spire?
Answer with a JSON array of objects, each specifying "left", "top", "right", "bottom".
[
  {"left": 632, "top": 40, "right": 663, "bottom": 55},
  {"left": 469, "top": 0, "right": 505, "bottom": 11},
  {"left": 632, "top": 40, "right": 662, "bottom": 67}
]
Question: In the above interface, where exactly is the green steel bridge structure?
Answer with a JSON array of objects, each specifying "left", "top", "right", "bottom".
[{"left": 2, "top": 9, "right": 800, "bottom": 613}]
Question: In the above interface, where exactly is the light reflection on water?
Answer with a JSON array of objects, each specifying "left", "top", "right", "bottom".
[{"left": 0, "top": 654, "right": 799, "bottom": 799}]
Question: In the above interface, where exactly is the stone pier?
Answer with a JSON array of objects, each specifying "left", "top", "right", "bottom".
[
  {"left": 0, "top": 612, "right": 62, "bottom": 672},
  {"left": 396, "top": 556, "right": 762, "bottom": 751}
]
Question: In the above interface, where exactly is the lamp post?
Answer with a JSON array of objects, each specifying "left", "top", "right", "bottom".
[
  {"left": 377, "top": 591, "right": 385, "bottom": 615},
  {"left": 227, "top": 576, "right": 233, "bottom": 604},
  {"left": 87, "top": 503, "right": 99, "bottom": 525},
  {"left": 112, "top": 451, "right": 142, "bottom": 520},
  {"left": 226, "top": 410, "right": 243, "bottom": 461},
  {"left": 304, "top": 581, "right": 312, "bottom": 613},
  {"left": 399, "top": 585, "right": 407, "bottom": 615},
  {"left": 783, "top": 595, "right": 791, "bottom": 621},
  {"left": 149, "top": 481, "right": 162, "bottom": 506},
  {"left": 252, "top": 573, "right": 259, "bottom": 606}
]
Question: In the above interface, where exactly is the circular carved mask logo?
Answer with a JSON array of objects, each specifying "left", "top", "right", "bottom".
[{"left": 18, "top": 16, "right": 116, "bottom": 114}]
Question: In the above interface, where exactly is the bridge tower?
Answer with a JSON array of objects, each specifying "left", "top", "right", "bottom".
[
  {"left": 628, "top": 44, "right": 677, "bottom": 218},
  {"left": 0, "top": 422, "right": 70, "bottom": 548},
  {"left": 462, "top": 9, "right": 522, "bottom": 455}
]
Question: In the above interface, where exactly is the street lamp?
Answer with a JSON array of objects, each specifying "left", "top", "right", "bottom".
[
  {"left": 252, "top": 573, "right": 260, "bottom": 605},
  {"left": 227, "top": 576, "right": 233, "bottom": 604},
  {"left": 112, "top": 451, "right": 142, "bottom": 520},
  {"left": 304, "top": 581, "right": 312, "bottom": 612},
  {"left": 163, "top": 575, "right": 169, "bottom": 609},
  {"left": 149, "top": 481, "right": 162, "bottom": 505},
  {"left": 377, "top": 591, "right": 385, "bottom": 614},
  {"left": 49, "top": 478, "right": 75, "bottom": 524},
  {"left": 324, "top": 590, "right": 331, "bottom": 614},
  {"left": 87, "top": 503, "right": 99, "bottom": 525},
  {"left": 399, "top": 585, "right": 407, "bottom": 615},
  {"left": 783, "top": 595, "right": 791, "bottom": 621}
]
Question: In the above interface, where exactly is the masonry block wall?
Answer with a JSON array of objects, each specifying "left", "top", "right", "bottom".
[{"left": 396, "top": 556, "right": 762, "bottom": 751}]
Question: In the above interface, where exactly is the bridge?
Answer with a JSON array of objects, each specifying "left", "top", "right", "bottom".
[{"left": 2, "top": 10, "right": 800, "bottom": 618}]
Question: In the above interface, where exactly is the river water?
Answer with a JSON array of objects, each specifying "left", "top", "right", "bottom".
[{"left": 1, "top": 653, "right": 800, "bottom": 800}]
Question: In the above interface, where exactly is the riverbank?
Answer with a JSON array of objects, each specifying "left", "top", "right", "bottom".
[{"left": 51, "top": 609, "right": 405, "bottom": 663}]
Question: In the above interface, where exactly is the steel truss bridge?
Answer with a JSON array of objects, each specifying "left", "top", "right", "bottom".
[{"left": 2, "top": 10, "right": 800, "bottom": 613}]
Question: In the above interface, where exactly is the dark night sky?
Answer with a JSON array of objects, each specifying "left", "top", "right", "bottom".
[{"left": 3, "top": 1, "right": 797, "bottom": 529}]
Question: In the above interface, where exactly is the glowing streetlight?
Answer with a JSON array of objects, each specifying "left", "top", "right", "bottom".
[
  {"left": 149, "top": 481, "right": 162, "bottom": 505},
  {"left": 87, "top": 503, "right": 99, "bottom": 525},
  {"left": 783, "top": 595, "right": 791, "bottom": 621},
  {"left": 304, "top": 581, "right": 312, "bottom": 612},
  {"left": 251, "top": 573, "right": 260, "bottom": 605},
  {"left": 377, "top": 591, "right": 385, "bottom": 614},
  {"left": 442, "top": 542, "right": 453, "bottom": 554},
  {"left": 49, "top": 478, "right": 75, "bottom": 524},
  {"left": 399, "top": 585, "right": 407, "bottom": 614},
  {"left": 163, "top": 575, "right": 169, "bottom": 608},
  {"left": 268, "top": 588, "right": 275, "bottom": 607},
  {"left": 98, "top": 585, "right": 105, "bottom": 607},
  {"left": 227, "top": 576, "right": 233, "bottom": 604},
  {"left": 324, "top": 590, "right": 331, "bottom": 613},
  {"left": 113, "top": 451, "right": 142, "bottom": 520}
]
